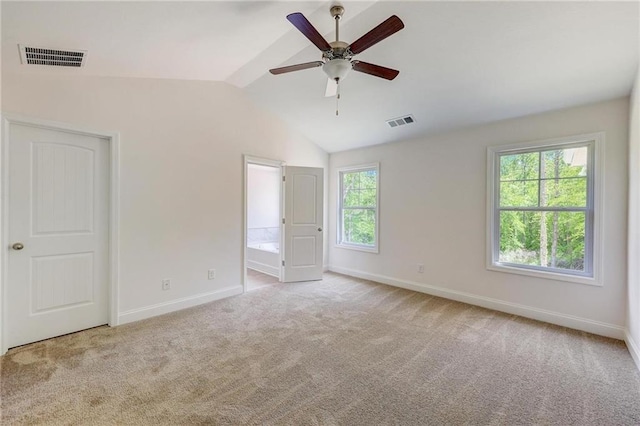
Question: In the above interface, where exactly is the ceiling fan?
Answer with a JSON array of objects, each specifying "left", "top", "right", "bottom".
[{"left": 269, "top": 5, "right": 404, "bottom": 112}]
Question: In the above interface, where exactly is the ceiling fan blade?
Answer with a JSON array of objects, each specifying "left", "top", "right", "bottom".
[
  {"left": 349, "top": 15, "right": 404, "bottom": 55},
  {"left": 287, "top": 12, "right": 332, "bottom": 52},
  {"left": 352, "top": 61, "right": 400, "bottom": 80},
  {"left": 325, "top": 78, "right": 337, "bottom": 97},
  {"left": 270, "top": 61, "right": 324, "bottom": 75}
]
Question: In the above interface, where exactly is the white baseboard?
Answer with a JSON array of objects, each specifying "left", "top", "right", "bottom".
[
  {"left": 247, "top": 260, "right": 280, "bottom": 278},
  {"left": 118, "top": 286, "right": 243, "bottom": 325},
  {"left": 329, "top": 265, "right": 625, "bottom": 340},
  {"left": 625, "top": 330, "right": 640, "bottom": 371}
]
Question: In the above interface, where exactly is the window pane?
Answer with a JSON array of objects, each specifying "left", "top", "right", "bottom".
[
  {"left": 541, "top": 177, "right": 587, "bottom": 207},
  {"left": 360, "top": 188, "right": 376, "bottom": 207},
  {"left": 542, "top": 147, "right": 588, "bottom": 179},
  {"left": 499, "top": 211, "right": 585, "bottom": 271},
  {"left": 500, "top": 152, "right": 539, "bottom": 181},
  {"left": 343, "top": 188, "right": 360, "bottom": 207},
  {"left": 499, "top": 180, "right": 538, "bottom": 207},
  {"left": 343, "top": 169, "right": 377, "bottom": 208},
  {"left": 360, "top": 170, "right": 377, "bottom": 189},
  {"left": 342, "top": 208, "right": 375, "bottom": 246},
  {"left": 343, "top": 172, "right": 360, "bottom": 189},
  {"left": 343, "top": 188, "right": 377, "bottom": 208}
]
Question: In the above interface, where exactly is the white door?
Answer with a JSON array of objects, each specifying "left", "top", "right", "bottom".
[
  {"left": 6, "top": 123, "right": 110, "bottom": 348},
  {"left": 282, "top": 166, "right": 323, "bottom": 282}
]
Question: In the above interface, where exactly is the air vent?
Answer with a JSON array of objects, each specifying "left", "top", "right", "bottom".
[
  {"left": 386, "top": 115, "right": 415, "bottom": 128},
  {"left": 19, "top": 45, "right": 87, "bottom": 67}
]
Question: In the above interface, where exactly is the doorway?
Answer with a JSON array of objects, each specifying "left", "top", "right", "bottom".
[
  {"left": 243, "top": 156, "right": 325, "bottom": 292},
  {"left": 1, "top": 115, "right": 119, "bottom": 354},
  {"left": 244, "top": 157, "right": 283, "bottom": 292}
]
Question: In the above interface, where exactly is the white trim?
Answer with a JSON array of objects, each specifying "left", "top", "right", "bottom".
[
  {"left": 110, "top": 131, "right": 121, "bottom": 328},
  {"left": 486, "top": 132, "right": 604, "bottom": 285},
  {"left": 247, "top": 260, "right": 280, "bottom": 278},
  {"left": 0, "top": 113, "right": 120, "bottom": 355},
  {"left": 242, "top": 155, "right": 284, "bottom": 293},
  {"left": 329, "top": 265, "right": 625, "bottom": 340},
  {"left": 1, "top": 116, "right": 8, "bottom": 355},
  {"left": 244, "top": 155, "right": 284, "bottom": 169},
  {"left": 625, "top": 330, "right": 640, "bottom": 372},
  {"left": 336, "top": 162, "right": 380, "bottom": 254},
  {"left": 118, "top": 286, "right": 242, "bottom": 325},
  {"left": 486, "top": 264, "right": 599, "bottom": 286},
  {"left": 335, "top": 243, "right": 379, "bottom": 253}
]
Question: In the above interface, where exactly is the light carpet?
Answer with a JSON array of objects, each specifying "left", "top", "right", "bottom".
[{"left": 1, "top": 272, "right": 639, "bottom": 425}]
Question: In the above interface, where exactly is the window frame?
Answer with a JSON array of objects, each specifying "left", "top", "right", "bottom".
[
  {"left": 336, "top": 163, "right": 380, "bottom": 253},
  {"left": 486, "top": 133, "right": 604, "bottom": 286}
]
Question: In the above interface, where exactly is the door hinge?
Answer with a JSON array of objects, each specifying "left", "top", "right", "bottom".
[
  {"left": 282, "top": 260, "right": 285, "bottom": 266},
  {"left": 282, "top": 176, "right": 285, "bottom": 182},
  {"left": 282, "top": 218, "right": 285, "bottom": 224}
]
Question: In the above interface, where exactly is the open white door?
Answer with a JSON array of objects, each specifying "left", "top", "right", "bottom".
[{"left": 282, "top": 166, "right": 323, "bottom": 282}]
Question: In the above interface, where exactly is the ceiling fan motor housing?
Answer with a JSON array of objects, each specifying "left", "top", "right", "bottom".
[{"left": 324, "top": 41, "right": 352, "bottom": 66}]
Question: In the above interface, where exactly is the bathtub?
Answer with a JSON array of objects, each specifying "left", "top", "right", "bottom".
[{"left": 247, "top": 242, "right": 280, "bottom": 278}]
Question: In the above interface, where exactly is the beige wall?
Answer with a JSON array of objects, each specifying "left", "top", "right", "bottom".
[
  {"left": 329, "top": 97, "right": 629, "bottom": 337},
  {"left": 627, "top": 66, "right": 640, "bottom": 366},
  {"left": 2, "top": 71, "right": 635, "bottom": 347},
  {"left": 2, "top": 73, "right": 328, "bottom": 318}
]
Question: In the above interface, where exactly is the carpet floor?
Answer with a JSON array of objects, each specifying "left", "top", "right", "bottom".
[{"left": 1, "top": 272, "right": 639, "bottom": 425}]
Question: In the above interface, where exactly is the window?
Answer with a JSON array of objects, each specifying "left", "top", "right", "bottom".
[
  {"left": 337, "top": 164, "right": 379, "bottom": 253},
  {"left": 487, "top": 134, "right": 602, "bottom": 284}
]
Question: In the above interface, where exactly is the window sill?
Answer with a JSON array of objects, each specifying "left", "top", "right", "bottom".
[
  {"left": 487, "top": 263, "right": 601, "bottom": 286},
  {"left": 335, "top": 243, "right": 379, "bottom": 254}
]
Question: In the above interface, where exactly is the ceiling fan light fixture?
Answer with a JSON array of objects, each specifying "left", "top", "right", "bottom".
[{"left": 323, "top": 59, "right": 351, "bottom": 82}]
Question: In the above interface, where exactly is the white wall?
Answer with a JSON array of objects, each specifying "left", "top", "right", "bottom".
[
  {"left": 2, "top": 73, "right": 328, "bottom": 321},
  {"left": 627, "top": 67, "right": 640, "bottom": 367},
  {"left": 329, "top": 97, "right": 629, "bottom": 338},
  {"left": 247, "top": 164, "right": 280, "bottom": 230}
]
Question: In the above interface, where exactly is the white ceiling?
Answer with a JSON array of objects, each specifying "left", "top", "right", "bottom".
[{"left": 2, "top": 1, "right": 639, "bottom": 153}]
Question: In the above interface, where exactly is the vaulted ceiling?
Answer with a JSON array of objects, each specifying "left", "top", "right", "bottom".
[{"left": 2, "top": 1, "right": 639, "bottom": 152}]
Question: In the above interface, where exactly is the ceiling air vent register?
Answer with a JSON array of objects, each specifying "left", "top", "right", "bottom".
[
  {"left": 19, "top": 45, "right": 87, "bottom": 67},
  {"left": 386, "top": 115, "right": 415, "bottom": 128}
]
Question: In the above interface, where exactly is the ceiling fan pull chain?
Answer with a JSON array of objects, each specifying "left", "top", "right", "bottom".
[{"left": 336, "top": 80, "right": 340, "bottom": 116}]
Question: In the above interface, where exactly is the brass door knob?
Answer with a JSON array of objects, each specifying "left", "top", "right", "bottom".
[
  {"left": 318, "top": 228, "right": 322, "bottom": 232},
  {"left": 12, "top": 242, "right": 24, "bottom": 251}
]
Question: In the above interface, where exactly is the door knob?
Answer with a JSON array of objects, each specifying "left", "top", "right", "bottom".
[
  {"left": 317, "top": 228, "right": 322, "bottom": 232},
  {"left": 12, "top": 242, "right": 24, "bottom": 251}
]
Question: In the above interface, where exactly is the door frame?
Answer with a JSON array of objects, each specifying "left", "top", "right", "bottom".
[
  {"left": 0, "top": 113, "right": 120, "bottom": 355},
  {"left": 242, "top": 155, "right": 284, "bottom": 293}
]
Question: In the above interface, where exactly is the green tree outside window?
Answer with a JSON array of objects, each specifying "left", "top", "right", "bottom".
[
  {"left": 497, "top": 145, "right": 590, "bottom": 273},
  {"left": 339, "top": 167, "right": 378, "bottom": 249}
]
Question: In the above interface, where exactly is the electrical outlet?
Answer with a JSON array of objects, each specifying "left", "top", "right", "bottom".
[
  {"left": 162, "top": 279, "right": 171, "bottom": 290},
  {"left": 208, "top": 269, "right": 216, "bottom": 280},
  {"left": 417, "top": 264, "right": 424, "bottom": 273}
]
